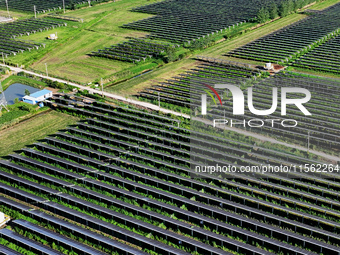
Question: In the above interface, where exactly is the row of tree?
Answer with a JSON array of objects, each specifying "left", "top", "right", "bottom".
[{"left": 257, "top": 0, "right": 321, "bottom": 23}]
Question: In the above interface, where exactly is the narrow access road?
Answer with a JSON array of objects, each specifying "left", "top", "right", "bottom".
[
  {"left": 2, "top": 64, "right": 338, "bottom": 162},
  {"left": 0, "top": 64, "right": 190, "bottom": 118}
]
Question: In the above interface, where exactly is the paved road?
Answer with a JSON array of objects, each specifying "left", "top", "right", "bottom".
[
  {"left": 0, "top": 64, "right": 190, "bottom": 118},
  {"left": 2, "top": 63, "right": 338, "bottom": 162}
]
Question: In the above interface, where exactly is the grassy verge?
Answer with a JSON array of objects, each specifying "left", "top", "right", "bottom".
[
  {"left": 202, "top": 13, "right": 307, "bottom": 60},
  {"left": 287, "top": 66, "right": 340, "bottom": 79},
  {"left": 1, "top": 75, "right": 47, "bottom": 91},
  {"left": 105, "top": 58, "right": 199, "bottom": 96},
  {"left": 309, "top": 0, "right": 340, "bottom": 9},
  {"left": 0, "top": 9, "right": 32, "bottom": 19},
  {"left": 0, "top": 111, "right": 79, "bottom": 157}
]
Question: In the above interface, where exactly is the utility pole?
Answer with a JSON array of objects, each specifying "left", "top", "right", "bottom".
[
  {"left": 5, "top": 0, "right": 9, "bottom": 18},
  {"left": 307, "top": 131, "right": 310, "bottom": 153},
  {"left": 0, "top": 81, "right": 9, "bottom": 112},
  {"left": 101, "top": 78, "right": 104, "bottom": 97},
  {"left": 45, "top": 63, "right": 48, "bottom": 77},
  {"left": 63, "top": 0, "right": 65, "bottom": 13},
  {"left": 88, "top": 0, "right": 91, "bottom": 7},
  {"left": 34, "top": 5, "right": 37, "bottom": 18},
  {"left": 2, "top": 52, "right": 4, "bottom": 65},
  {"left": 158, "top": 92, "right": 160, "bottom": 110}
]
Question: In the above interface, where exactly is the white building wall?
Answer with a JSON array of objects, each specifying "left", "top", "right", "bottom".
[{"left": 35, "top": 92, "right": 53, "bottom": 102}]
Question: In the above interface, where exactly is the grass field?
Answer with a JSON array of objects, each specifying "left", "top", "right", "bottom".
[
  {"left": 0, "top": 111, "right": 79, "bottom": 157},
  {"left": 106, "top": 58, "right": 199, "bottom": 96},
  {"left": 309, "top": 0, "right": 340, "bottom": 9},
  {"left": 5, "top": 0, "right": 160, "bottom": 84},
  {"left": 0, "top": 9, "right": 31, "bottom": 19}
]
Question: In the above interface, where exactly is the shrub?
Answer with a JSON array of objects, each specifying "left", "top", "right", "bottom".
[
  {"left": 269, "top": 3, "right": 279, "bottom": 19},
  {"left": 257, "top": 7, "right": 270, "bottom": 23},
  {"left": 19, "top": 104, "right": 35, "bottom": 112}
]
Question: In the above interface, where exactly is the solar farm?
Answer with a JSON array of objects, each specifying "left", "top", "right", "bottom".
[
  {"left": 227, "top": 3, "right": 340, "bottom": 68},
  {"left": 139, "top": 61, "right": 340, "bottom": 151},
  {"left": 0, "top": 18, "right": 65, "bottom": 57},
  {"left": 0, "top": 96, "right": 339, "bottom": 255},
  {"left": 0, "top": 0, "right": 340, "bottom": 254},
  {"left": 0, "top": 0, "right": 109, "bottom": 13},
  {"left": 122, "top": 0, "right": 306, "bottom": 43}
]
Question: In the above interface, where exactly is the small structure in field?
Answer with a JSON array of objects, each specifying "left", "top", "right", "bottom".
[
  {"left": 264, "top": 63, "right": 274, "bottom": 70},
  {"left": 22, "top": 89, "right": 53, "bottom": 105},
  {"left": 0, "top": 211, "right": 10, "bottom": 227},
  {"left": 0, "top": 16, "right": 12, "bottom": 23},
  {"left": 48, "top": 33, "right": 58, "bottom": 40}
]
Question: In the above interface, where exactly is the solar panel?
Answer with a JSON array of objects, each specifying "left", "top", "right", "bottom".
[
  {"left": 0, "top": 170, "right": 59, "bottom": 194},
  {"left": 13, "top": 220, "right": 107, "bottom": 255},
  {"left": 28, "top": 210, "right": 147, "bottom": 255},
  {"left": 0, "top": 160, "right": 73, "bottom": 187},
  {"left": 0, "top": 196, "right": 32, "bottom": 212},
  {"left": 0, "top": 182, "right": 47, "bottom": 203},
  {"left": 41, "top": 201, "right": 190, "bottom": 255},
  {"left": 0, "top": 244, "right": 22, "bottom": 255},
  {"left": 10, "top": 153, "right": 83, "bottom": 179},
  {"left": 0, "top": 228, "right": 62, "bottom": 255}
]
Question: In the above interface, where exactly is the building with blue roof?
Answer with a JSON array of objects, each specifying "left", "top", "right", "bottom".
[{"left": 22, "top": 89, "right": 53, "bottom": 105}]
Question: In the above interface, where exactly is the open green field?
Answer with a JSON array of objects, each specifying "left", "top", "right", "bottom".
[
  {"left": 106, "top": 58, "right": 199, "bottom": 96},
  {"left": 5, "top": 0, "right": 160, "bottom": 84},
  {"left": 0, "top": 9, "right": 31, "bottom": 19},
  {"left": 0, "top": 111, "right": 79, "bottom": 157}
]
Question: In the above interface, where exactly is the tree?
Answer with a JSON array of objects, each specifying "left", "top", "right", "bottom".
[
  {"left": 287, "top": 0, "right": 295, "bottom": 13},
  {"left": 24, "top": 89, "right": 30, "bottom": 96},
  {"left": 70, "top": 0, "right": 76, "bottom": 10},
  {"left": 14, "top": 98, "right": 19, "bottom": 104},
  {"left": 19, "top": 104, "right": 34, "bottom": 112},
  {"left": 269, "top": 3, "right": 279, "bottom": 19},
  {"left": 257, "top": 7, "right": 269, "bottom": 23},
  {"left": 294, "top": 0, "right": 304, "bottom": 10},
  {"left": 279, "top": 1, "right": 289, "bottom": 17}
]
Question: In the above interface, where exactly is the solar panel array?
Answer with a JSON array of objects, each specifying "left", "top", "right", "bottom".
[{"left": 0, "top": 95, "right": 339, "bottom": 255}]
